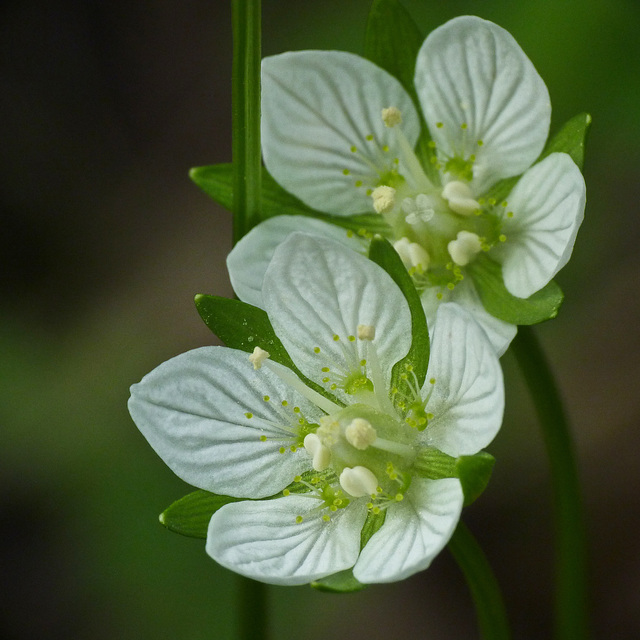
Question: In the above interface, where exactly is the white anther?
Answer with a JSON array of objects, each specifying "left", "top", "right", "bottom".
[
  {"left": 248, "top": 346, "right": 270, "bottom": 370},
  {"left": 303, "top": 433, "right": 332, "bottom": 471},
  {"left": 402, "top": 194, "right": 435, "bottom": 225},
  {"left": 381, "top": 106, "right": 402, "bottom": 128},
  {"left": 345, "top": 418, "right": 377, "bottom": 450},
  {"left": 357, "top": 324, "right": 376, "bottom": 341},
  {"left": 448, "top": 231, "right": 483, "bottom": 266},
  {"left": 442, "top": 180, "right": 481, "bottom": 216},
  {"left": 317, "top": 415, "right": 340, "bottom": 446},
  {"left": 371, "top": 186, "right": 396, "bottom": 214},
  {"left": 339, "top": 466, "right": 379, "bottom": 498},
  {"left": 394, "top": 237, "right": 430, "bottom": 272}
]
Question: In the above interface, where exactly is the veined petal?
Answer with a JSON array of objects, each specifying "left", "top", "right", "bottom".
[
  {"left": 415, "top": 16, "right": 550, "bottom": 193},
  {"left": 128, "top": 347, "right": 323, "bottom": 498},
  {"left": 420, "top": 303, "right": 504, "bottom": 456},
  {"left": 263, "top": 233, "right": 412, "bottom": 400},
  {"left": 420, "top": 281, "right": 517, "bottom": 356},
  {"left": 353, "top": 478, "right": 463, "bottom": 583},
  {"left": 262, "top": 51, "right": 420, "bottom": 215},
  {"left": 206, "top": 495, "right": 367, "bottom": 585},
  {"left": 227, "top": 216, "right": 366, "bottom": 308},
  {"left": 495, "top": 152, "right": 586, "bottom": 298}
]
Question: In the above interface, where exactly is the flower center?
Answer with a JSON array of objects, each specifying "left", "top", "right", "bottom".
[{"left": 356, "top": 107, "right": 513, "bottom": 298}]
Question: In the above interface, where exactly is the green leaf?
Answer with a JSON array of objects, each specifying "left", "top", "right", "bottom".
[
  {"left": 484, "top": 112, "right": 591, "bottom": 204},
  {"left": 456, "top": 452, "right": 495, "bottom": 507},
  {"left": 413, "top": 448, "right": 496, "bottom": 506},
  {"left": 538, "top": 112, "right": 591, "bottom": 172},
  {"left": 160, "top": 490, "right": 243, "bottom": 539},
  {"left": 311, "top": 569, "right": 367, "bottom": 593},
  {"left": 190, "top": 163, "right": 391, "bottom": 236},
  {"left": 363, "top": 0, "right": 438, "bottom": 183},
  {"left": 368, "top": 236, "right": 430, "bottom": 398},
  {"left": 195, "top": 294, "right": 342, "bottom": 404},
  {"left": 468, "top": 254, "right": 564, "bottom": 325}
]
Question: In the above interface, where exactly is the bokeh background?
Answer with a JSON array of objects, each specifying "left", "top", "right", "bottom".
[{"left": 2, "top": 0, "right": 639, "bottom": 638}]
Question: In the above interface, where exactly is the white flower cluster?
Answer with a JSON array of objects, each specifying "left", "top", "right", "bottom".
[{"left": 129, "top": 16, "right": 585, "bottom": 587}]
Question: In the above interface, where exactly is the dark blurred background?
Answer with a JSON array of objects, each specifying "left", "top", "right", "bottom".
[{"left": 2, "top": 1, "right": 639, "bottom": 638}]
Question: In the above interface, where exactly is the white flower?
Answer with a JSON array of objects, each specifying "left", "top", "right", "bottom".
[
  {"left": 229, "top": 16, "right": 586, "bottom": 355},
  {"left": 129, "top": 234, "right": 504, "bottom": 586}
]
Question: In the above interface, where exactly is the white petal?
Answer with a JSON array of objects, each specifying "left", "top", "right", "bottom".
[
  {"left": 128, "top": 346, "right": 324, "bottom": 498},
  {"left": 354, "top": 478, "right": 463, "bottom": 583},
  {"left": 415, "top": 16, "right": 550, "bottom": 193},
  {"left": 262, "top": 51, "right": 420, "bottom": 215},
  {"left": 227, "top": 216, "right": 367, "bottom": 308},
  {"left": 206, "top": 495, "right": 367, "bottom": 585},
  {"left": 495, "top": 152, "right": 586, "bottom": 298},
  {"left": 263, "top": 233, "right": 412, "bottom": 400},
  {"left": 421, "top": 303, "right": 504, "bottom": 456},
  {"left": 420, "top": 281, "right": 517, "bottom": 356}
]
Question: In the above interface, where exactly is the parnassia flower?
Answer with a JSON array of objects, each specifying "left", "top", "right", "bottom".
[
  {"left": 129, "top": 234, "right": 504, "bottom": 585},
  {"left": 228, "top": 15, "right": 586, "bottom": 354}
]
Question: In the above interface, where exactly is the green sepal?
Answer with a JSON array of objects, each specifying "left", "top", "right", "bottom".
[
  {"left": 368, "top": 236, "right": 430, "bottom": 401},
  {"left": 195, "top": 294, "right": 294, "bottom": 364},
  {"left": 456, "top": 452, "right": 496, "bottom": 507},
  {"left": 311, "top": 569, "right": 367, "bottom": 593},
  {"left": 414, "top": 448, "right": 496, "bottom": 506},
  {"left": 190, "top": 163, "right": 391, "bottom": 236},
  {"left": 538, "top": 112, "right": 591, "bottom": 172},
  {"left": 364, "top": 0, "right": 422, "bottom": 104},
  {"left": 468, "top": 255, "right": 564, "bottom": 325},
  {"left": 160, "top": 490, "right": 242, "bottom": 539},
  {"left": 485, "top": 112, "right": 592, "bottom": 204},
  {"left": 160, "top": 470, "right": 339, "bottom": 541},
  {"left": 363, "top": 0, "right": 438, "bottom": 183},
  {"left": 311, "top": 503, "right": 386, "bottom": 593},
  {"left": 360, "top": 509, "right": 387, "bottom": 548},
  {"left": 194, "top": 294, "right": 342, "bottom": 405}
]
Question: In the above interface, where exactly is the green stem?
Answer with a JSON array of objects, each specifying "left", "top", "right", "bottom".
[
  {"left": 232, "top": 0, "right": 262, "bottom": 243},
  {"left": 448, "top": 521, "right": 511, "bottom": 640},
  {"left": 232, "top": 1, "right": 266, "bottom": 638},
  {"left": 511, "top": 326, "right": 589, "bottom": 639},
  {"left": 238, "top": 575, "right": 267, "bottom": 640}
]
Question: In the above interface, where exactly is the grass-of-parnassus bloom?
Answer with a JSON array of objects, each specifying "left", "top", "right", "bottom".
[
  {"left": 227, "top": 16, "right": 586, "bottom": 355},
  {"left": 129, "top": 234, "right": 504, "bottom": 585}
]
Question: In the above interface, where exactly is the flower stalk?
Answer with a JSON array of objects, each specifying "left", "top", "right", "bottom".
[
  {"left": 512, "top": 326, "right": 589, "bottom": 639},
  {"left": 232, "top": 0, "right": 262, "bottom": 243},
  {"left": 232, "top": 1, "right": 266, "bottom": 637},
  {"left": 448, "top": 521, "right": 511, "bottom": 640}
]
